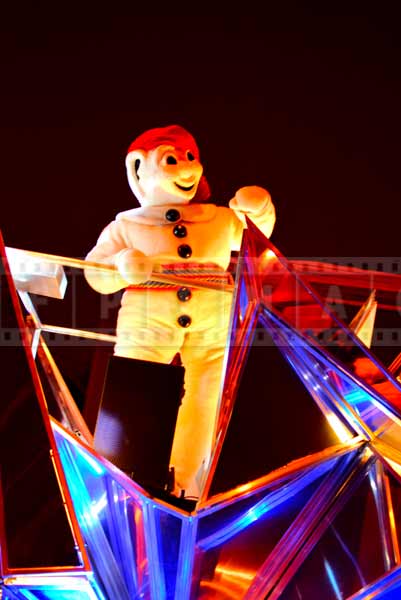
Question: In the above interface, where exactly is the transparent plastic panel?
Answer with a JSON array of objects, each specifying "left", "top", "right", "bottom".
[
  {"left": 243, "top": 219, "right": 401, "bottom": 418},
  {"left": 375, "top": 405, "right": 401, "bottom": 455},
  {"left": 3, "top": 590, "right": 97, "bottom": 600},
  {"left": 198, "top": 488, "right": 277, "bottom": 542},
  {"left": 208, "top": 311, "right": 340, "bottom": 498},
  {"left": 199, "top": 455, "right": 341, "bottom": 544},
  {"left": 5, "top": 246, "right": 67, "bottom": 299},
  {"left": 215, "top": 302, "right": 259, "bottom": 440},
  {"left": 278, "top": 462, "right": 388, "bottom": 599},
  {"left": 54, "top": 429, "right": 151, "bottom": 600},
  {"left": 192, "top": 459, "right": 339, "bottom": 599},
  {"left": 293, "top": 261, "right": 401, "bottom": 372},
  {"left": 260, "top": 306, "right": 400, "bottom": 439},
  {"left": 152, "top": 506, "right": 183, "bottom": 600},
  {"left": 260, "top": 307, "right": 359, "bottom": 441},
  {"left": 0, "top": 236, "right": 82, "bottom": 571}
]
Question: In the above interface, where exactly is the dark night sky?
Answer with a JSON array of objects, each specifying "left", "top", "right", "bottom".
[{"left": 1, "top": 6, "right": 400, "bottom": 260}]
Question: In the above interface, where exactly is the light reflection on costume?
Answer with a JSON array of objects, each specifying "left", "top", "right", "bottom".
[{"left": 85, "top": 125, "right": 276, "bottom": 497}]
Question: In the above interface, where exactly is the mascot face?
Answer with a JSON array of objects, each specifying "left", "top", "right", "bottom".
[{"left": 126, "top": 145, "right": 203, "bottom": 207}]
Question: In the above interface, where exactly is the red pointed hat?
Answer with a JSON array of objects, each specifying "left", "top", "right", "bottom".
[{"left": 127, "top": 125, "right": 211, "bottom": 202}]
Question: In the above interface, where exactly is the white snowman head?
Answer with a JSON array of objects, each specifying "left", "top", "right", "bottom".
[{"left": 125, "top": 125, "right": 211, "bottom": 207}]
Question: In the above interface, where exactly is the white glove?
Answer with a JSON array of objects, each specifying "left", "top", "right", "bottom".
[
  {"left": 115, "top": 248, "right": 153, "bottom": 285},
  {"left": 229, "top": 185, "right": 271, "bottom": 215}
]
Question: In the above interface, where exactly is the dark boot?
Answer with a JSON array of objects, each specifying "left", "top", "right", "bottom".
[{"left": 94, "top": 355, "right": 184, "bottom": 495}]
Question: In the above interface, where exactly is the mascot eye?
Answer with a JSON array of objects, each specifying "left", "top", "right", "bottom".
[
  {"left": 134, "top": 159, "right": 141, "bottom": 177},
  {"left": 187, "top": 151, "right": 195, "bottom": 161},
  {"left": 166, "top": 155, "right": 178, "bottom": 165}
]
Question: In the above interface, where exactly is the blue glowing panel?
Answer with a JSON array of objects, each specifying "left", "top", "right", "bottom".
[
  {"left": 199, "top": 455, "right": 342, "bottom": 544},
  {"left": 2, "top": 575, "right": 106, "bottom": 600},
  {"left": 347, "top": 568, "right": 401, "bottom": 600},
  {"left": 278, "top": 460, "right": 388, "bottom": 599},
  {"left": 54, "top": 429, "right": 151, "bottom": 600},
  {"left": 3, "top": 589, "right": 96, "bottom": 600},
  {"left": 232, "top": 250, "right": 256, "bottom": 331},
  {"left": 193, "top": 456, "right": 347, "bottom": 599},
  {"left": 152, "top": 507, "right": 183, "bottom": 599}
]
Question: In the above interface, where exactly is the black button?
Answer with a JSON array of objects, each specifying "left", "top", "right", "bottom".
[
  {"left": 178, "top": 244, "right": 192, "bottom": 259},
  {"left": 177, "top": 287, "right": 192, "bottom": 302},
  {"left": 166, "top": 208, "right": 181, "bottom": 222},
  {"left": 178, "top": 314, "right": 192, "bottom": 328},
  {"left": 173, "top": 224, "right": 187, "bottom": 238}
]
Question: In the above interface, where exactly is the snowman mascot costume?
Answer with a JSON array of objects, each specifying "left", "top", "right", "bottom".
[{"left": 85, "top": 125, "right": 276, "bottom": 498}]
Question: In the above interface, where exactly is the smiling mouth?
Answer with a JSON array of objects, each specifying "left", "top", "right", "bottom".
[{"left": 175, "top": 182, "right": 195, "bottom": 191}]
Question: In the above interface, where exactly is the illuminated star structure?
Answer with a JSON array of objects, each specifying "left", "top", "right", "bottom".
[{"left": 2, "top": 220, "right": 401, "bottom": 599}]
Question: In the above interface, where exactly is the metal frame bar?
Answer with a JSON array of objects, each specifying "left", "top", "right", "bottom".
[
  {"left": 347, "top": 565, "right": 401, "bottom": 599},
  {"left": 6, "top": 245, "right": 233, "bottom": 292},
  {"left": 369, "top": 461, "right": 399, "bottom": 572}
]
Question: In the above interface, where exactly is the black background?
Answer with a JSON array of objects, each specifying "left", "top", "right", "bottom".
[{"left": 1, "top": 5, "right": 400, "bottom": 259}]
